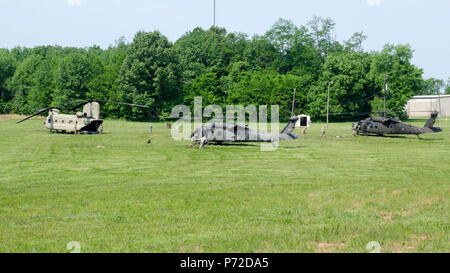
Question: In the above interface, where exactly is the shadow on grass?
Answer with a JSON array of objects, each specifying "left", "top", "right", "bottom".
[
  {"left": 211, "top": 142, "right": 258, "bottom": 147},
  {"left": 47, "top": 131, "right": 111, "bottom": 135},
  {"left": 359, "top": 135, "right": 445, "bottom": 142},
  {"left": 278, "top": 145, "right": 304, "bottom": 149}
]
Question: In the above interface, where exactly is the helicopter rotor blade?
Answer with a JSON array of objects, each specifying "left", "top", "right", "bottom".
[
  {"left": 66, "top": 99, "right": 150, "bottom": 111},
  {"left": 95, "top": 100, "right": 150, "bottom": 108},
  {"left": 67, "top": 101, "right": 89, "bottom": 111},
  {"left": 325, "top": 110, "right": 404, "bottom": 117},
  {"left": 16, "top": 107, "right": 54, "bottom": 124}
]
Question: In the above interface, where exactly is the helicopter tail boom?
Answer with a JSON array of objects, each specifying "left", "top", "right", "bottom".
[
  {"left": 420, "top": 112, "right": 442, "bottom": 133},
  {"left": 280, "top": 116, "right": 299, "bottom": 134},
  {"left": 279, "top": 116, "right": 299, "bottom": 140}
]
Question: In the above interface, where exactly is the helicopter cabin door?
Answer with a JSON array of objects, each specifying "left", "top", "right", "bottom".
[{"left": 368, "top": 121, "right": 381, "bottom": 134}]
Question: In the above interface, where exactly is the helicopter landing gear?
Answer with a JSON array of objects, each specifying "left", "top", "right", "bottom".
[{"left": 416, "top": 134, "right": 423, "bottom": 140}]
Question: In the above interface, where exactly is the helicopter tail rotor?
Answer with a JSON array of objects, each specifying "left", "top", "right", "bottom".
[{"left": 424, "top": 112, "right": 439, "bottom": 128}]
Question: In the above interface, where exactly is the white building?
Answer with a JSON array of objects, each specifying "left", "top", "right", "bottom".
[{"left": 405, "top": 95, "right": 450, "bottom": 117}]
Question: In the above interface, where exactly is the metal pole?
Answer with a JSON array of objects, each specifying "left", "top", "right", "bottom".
[
  {"left": 326, "top": 83, "right": 330, "bottom": 128},
  {"left": 437, "top": 83, "right": 442, "bottom": 127},
  {"left": 291, "top": 88, "right": 296, "bottom": 117},
  {"left": 213, "top": 0, "right": 216, "bottom": 26},
  {"left": 383, "top": 74, "right": 387, "bottom": 117}
]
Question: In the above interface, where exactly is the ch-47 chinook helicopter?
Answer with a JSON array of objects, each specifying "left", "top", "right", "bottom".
[
  {"left": 353, "top": 111, "right": 442, "bottom": 138},
  {"left": 17, "top": 99, "right": 149, "bottom": 134},
  {"left": 190, "top": 116, "right": 300, "bottom": 147}
]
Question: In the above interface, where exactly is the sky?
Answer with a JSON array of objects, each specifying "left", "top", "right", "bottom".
[{"left": 0, "top": 0, "right": 449, "bottom": 80}]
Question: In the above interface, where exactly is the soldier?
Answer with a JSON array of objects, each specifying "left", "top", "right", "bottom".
[
  {"left": 199, "top": 136, "right": 208, "bottom": 148},
  {"left": 352, "top": 123, "right": 357, "bottom": 137},
  {"left": 302, "top": 127, "right": 308, "bottom": 138},
  {"left": 321, "top": 126, "right": 326, "bottom": 137},
  {"left": 190, "top": 133, "right": 198, "bottom": 147}
]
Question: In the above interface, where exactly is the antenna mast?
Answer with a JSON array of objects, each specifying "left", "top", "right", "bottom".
[
  {"left": 291, "top": 88, "right": 296, "bottom": 117},
  {"left": 383, "top": 74, "right": 387, "bottom": 117},
  {"left": 437, "top": 82, "right": 442, "bottom": 127}
]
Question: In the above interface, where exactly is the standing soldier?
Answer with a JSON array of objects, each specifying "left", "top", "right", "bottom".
[
  {"left": 199, "top": 136, "right": 208, "bottom": 148},
  {"left": 302, "top": 127, "right": 308, "bottom": 138},
  {"left": 190, "top": 133, "right": 198, "bottom": 147},
  {"left": 321, "top": 126, "right": 326, "bottom": 137},
  {"left": 352, "top": 123, "right": 357, "bottom": 137}
]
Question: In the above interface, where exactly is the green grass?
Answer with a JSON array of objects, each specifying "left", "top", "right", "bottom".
[{"left": 0, "top": 116, "right": 448, "bottom": 253}]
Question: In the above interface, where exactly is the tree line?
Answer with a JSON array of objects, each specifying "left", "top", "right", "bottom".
[{"left": 0, "top": 16, "right": 448, "bottom": 121}]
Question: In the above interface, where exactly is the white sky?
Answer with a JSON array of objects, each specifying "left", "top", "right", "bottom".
[{"left": 0, "top": 0, "right": 448, "bottom": 80}]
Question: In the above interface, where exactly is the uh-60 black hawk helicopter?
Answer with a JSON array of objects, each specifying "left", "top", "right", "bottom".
[
  {"left": 17, "top": 99, "right": 149, "bottom": 134},
  {"left": 353, "top": 111, "right": 442, "bottom": 138},
  {"left": 190, "top": 116, "right": 300, "bottom": 147}
]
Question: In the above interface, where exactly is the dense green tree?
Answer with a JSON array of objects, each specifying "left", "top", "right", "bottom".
[
  {"left": 222, "top": 32, "right": 249, "bottom": 68},
  {"left": 118, "top": 31, "right": 181, "bottom": 120},
  {"left": 419, "top": 78, "right": 445, "bottom": 95},
  {"left": 286, "top": 27, "right": 319, "bottom": 78},
  {"left": 185, "top": 72, "right": 222, "bottom": 107},
  {"left": 0, "top": 51, "right": 17, "bottom": 112},
  {"left": 8, "top": 55, "right": 43, "bottom": 113},
  {"left": 53, "top": 52, "right": 92, "bottom": 107},
  {"left": 265, "top": 18, "right": 298, "bottom": 56},
  {"left": 369, "top": 44, "right": 423, "bottom": 115},
  {"left": 0, "top": 17, "right": 432, "bottom": 122},
  {"left": 307, "top": 16, "right": 337, "bottom": 64},
  {"left": 307, "top": 52, "right": 376, "bottom": 119},
  {"left": 225, "top": 70, "right": 305, "bottom": 119},
  {"left": 174, "top": 27, "right": 228, "bottom": 86},
  {"left": 265, "top": 18, "right": 315, "bottom": 75},
  {"left": 243, "top": 36, "right": 278, "bottom": 71},
  {"left": 446, "top": 78, "right": 450, "bottom": 94},
  {"left": 26, "top": 59, "right": 55, "bottom": 111}
]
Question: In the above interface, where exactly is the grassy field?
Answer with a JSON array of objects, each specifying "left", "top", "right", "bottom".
[{"left": 0, "top": 115, "right": 448, "bottom": 253}]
